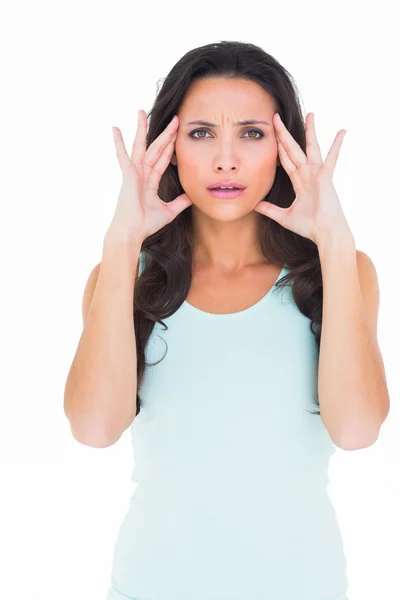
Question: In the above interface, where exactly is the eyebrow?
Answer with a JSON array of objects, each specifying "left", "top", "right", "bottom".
[{"left": 184, "top": 119, "right": 271, "bottom": 127}]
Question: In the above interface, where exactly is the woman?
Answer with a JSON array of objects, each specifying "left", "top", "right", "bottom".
[{"left": 65, "top": 40, "right": 390, "bottom": 600}]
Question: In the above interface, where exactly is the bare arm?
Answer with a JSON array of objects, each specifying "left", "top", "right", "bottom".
[
  {"left": 64, "top": 235, "right": 142, "bottom": 448},
  {"left": 63, "top": 109, "right": 190, "bottom": 448},
  {"left": 317, "top": 235, "right": 389, "bottom": 450}
]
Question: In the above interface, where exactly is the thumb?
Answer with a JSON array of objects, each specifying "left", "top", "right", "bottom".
[
  {"left": 256, "top": 201, "right": 287, "bottom": 226},
  {"left": 168, "top": 193, "right": 194, "bottom": 219}
]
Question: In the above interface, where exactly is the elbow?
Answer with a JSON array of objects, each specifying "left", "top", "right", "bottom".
[
  {"left": 73, "top": 432, "right": 119, "bottom": 448},
  {"left": 334, "top": 433, "right": 378, "bottom": 451},
  {"left": 322, "top": 395, "right": 390, "bottom": 452},
  {"left": 331, "top": 425, "right": 381, "bottom": 451},
  {"left": 66, "top": 413, "right": 121, "bottom": 448}
]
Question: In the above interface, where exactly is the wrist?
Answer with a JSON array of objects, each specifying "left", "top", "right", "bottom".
[{"left": 104, "top": 227, "right": 145, "bottom": 251}]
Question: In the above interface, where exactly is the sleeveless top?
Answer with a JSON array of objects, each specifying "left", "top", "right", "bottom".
[{"left": 107, "top": 252, "right": 349, "bottom": 600}]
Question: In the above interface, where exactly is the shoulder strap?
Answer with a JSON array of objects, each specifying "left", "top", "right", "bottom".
[{"left": 138, "top": 251, "right": 145, "bottom": 277}]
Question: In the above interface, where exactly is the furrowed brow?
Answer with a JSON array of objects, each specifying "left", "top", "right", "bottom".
[{"left": 184, "top": 119, "right": 271, "bottom": 127}]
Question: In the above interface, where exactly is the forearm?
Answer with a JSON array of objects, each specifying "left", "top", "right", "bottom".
[
  {"left": 64, "top": 235, "right": 142, "bottom": 447},
  {"left": 317, "top": 233, "right": 389, "bottom": 450}
]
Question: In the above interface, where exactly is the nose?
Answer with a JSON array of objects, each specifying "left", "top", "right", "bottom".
[
  {"left": 217, "top": 164, "right": 237, "bottom": 172},
  {"left": 212, "top": 139, "right": 241, "bottom": 173},
  {"left": 214, "top": 151, "right": 238, "bottom": 173}
]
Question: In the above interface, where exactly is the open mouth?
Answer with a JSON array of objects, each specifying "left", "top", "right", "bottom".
[{"left": 207, "top": 187, "right": 245, "bottom": 198}]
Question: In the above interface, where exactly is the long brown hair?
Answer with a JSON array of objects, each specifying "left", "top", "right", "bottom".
[{"left": 134, "top": 40, "right": 323, "bottom": 417}]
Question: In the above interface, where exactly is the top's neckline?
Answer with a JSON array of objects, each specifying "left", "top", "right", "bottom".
[{"left": 182, "top": 264, "right": 288, "bottom": 318}]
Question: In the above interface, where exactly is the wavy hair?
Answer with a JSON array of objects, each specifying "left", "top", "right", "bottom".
[{"left": 134, "top": 40, "right": 323, "bottom": 417}]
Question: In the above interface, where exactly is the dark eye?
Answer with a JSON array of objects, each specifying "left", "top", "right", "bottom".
[{"left": 189, "top": 128, "right": 264, "bottom": 140}]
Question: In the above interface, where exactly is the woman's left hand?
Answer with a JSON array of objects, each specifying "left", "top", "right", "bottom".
[{"left": 253, "top": 112, "right": 354, "bottom": 245}]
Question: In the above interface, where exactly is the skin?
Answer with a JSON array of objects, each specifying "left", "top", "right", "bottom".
[{"left": 170, "top": 76, "right": 281, "bottom": 276}]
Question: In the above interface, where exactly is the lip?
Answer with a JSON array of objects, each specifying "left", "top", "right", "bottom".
[
  {"left": 207, "top": 181, "right": 246, "bottom": 190},
  {"left": 207, "top": 188, "right": 245, "bottom": 199}
]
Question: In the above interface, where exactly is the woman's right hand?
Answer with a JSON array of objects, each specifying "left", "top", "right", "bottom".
[{"left": 106, "top": 110, "right": 193, "bottom": 244}]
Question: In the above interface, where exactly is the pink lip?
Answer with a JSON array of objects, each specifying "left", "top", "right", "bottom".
[
  {"left": 207, "top": 181, "right": 245, "bottom": 190},
  {"left": 207, "top": 188, "right": 245, "bottom": 199}
]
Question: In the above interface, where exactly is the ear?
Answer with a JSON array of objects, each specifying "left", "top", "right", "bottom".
[{"left": 170, "top": 153, "right": 177, "bottom": 166}]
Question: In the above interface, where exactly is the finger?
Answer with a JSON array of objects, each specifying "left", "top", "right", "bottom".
[
  {"left": 130, "top": 110, "right": 147, "bottom": 166},
  {"left": 144, "top": 115, "right": 179, "bottom": 170},
  {"left": 277, "top": 139, "right": 297, "bottom": 176},
  {"left": 112, "top": 127, "right": 132, "bottom": 172},
  {"left": 305, "top": 113, "right": 323, "bottom": 165},
  {"left": 323, "top": 130, "right": 346, "bottom": 174},
  {"left": 274, "top": 113, "right": 307, "bottom": 168},
  {"left": 146, "top": 131, "right": 177, "bottom": 191}
]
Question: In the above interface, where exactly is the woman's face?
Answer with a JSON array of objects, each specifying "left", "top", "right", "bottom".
[{"left": 171, "top": 76, "right": 280, "bottom": 221}]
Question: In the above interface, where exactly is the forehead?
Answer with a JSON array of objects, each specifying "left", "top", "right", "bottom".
[{"left": 179, "top": 77, "right": 276, "bottom": 118}]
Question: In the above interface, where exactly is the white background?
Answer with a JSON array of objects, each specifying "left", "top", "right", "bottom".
[{"left": 1, "top": 1, "right": 398, "bottom": 599}]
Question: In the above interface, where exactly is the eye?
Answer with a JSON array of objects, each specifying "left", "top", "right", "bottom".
[{"left": 189, "top": 128, "right": 265, "bottom": 140}]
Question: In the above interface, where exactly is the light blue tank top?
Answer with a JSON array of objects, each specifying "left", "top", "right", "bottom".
[{"left": 107, "top": 253, "right": 349, "bottom": 600}]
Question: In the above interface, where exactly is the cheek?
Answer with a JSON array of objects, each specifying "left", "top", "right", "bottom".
[
  {"left": 175, "top": 140, "right": 202, "bottom": 171},
  {"left": 250, "top": 150, "right": 279, "bottom": 193},
  {"left": 254, "top": 148, "right": 278, "bottom": 173},
  {"left": 246, "top": 136, "right": 278, "bottom": 165},
  {"left": 174, "top": 143, "right": 203, "bottom": 188},
  {"left": 175, "top": 137, "right": 190, "bottom": 164}
]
